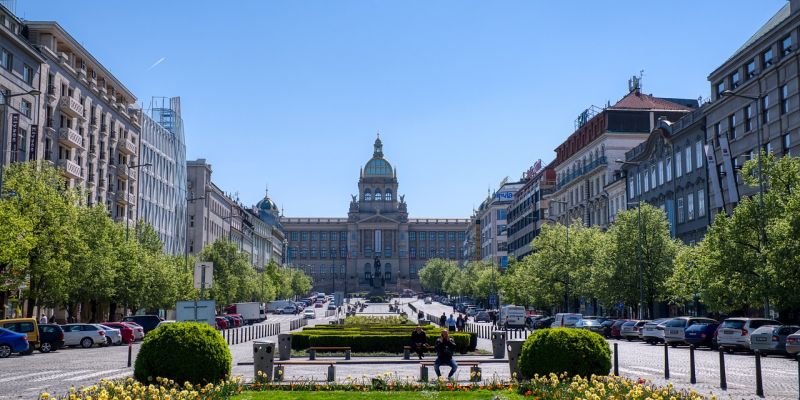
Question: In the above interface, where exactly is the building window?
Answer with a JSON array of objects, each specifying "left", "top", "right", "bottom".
[
  {"left": 429, "top": 232, "right": 435, "bottom": 241},
  {"left": 320, "top": 232, "right": 328, "bottom": 241},
  {"left": 765, "top": 141, "right": 773, "bottom": 154},
  {"left": 311, "top": 232, "right": 317, "bottom": 241},
  {"left": 410, "top": 247, "right": 416, "bottom": 258},
  {"left": 448, "top": 232, "right": 455, "bottom": 241},
  {"left": 696, "top": 141, "right": 703, "bottom": 168},
  {"left": 744, "top": 105, "right": 753, "bottom": 132},
  {"left": 330, "top": 247, "right": 336, "bottom": 259},
  {"left": 341, "top": 246, "right": 347, "bottom": 258},
  {"left": 762, "top": 95, "right": 770, "bottom": 123},
  {"left": 637, "top": 172, "right": 642, "bottom": 196},
  {"left": 715, "top": 81, "right": 725, "bottom": 98},
  {"left": 666, "top": 157, "right": 672, "bottom": 182},
  {"left": 730, "top": 71, "right": 741, "bottom": 89},
  {"left": 496, "top": 225, "right": 506, "bottom": 236},
  {"left": 409, "top": 231, "right": 416, "bottom": 241},
  {"left": 677, "top": 197, "right": 685, "bottom": 224},
  {"left": 783, "top": 35, "right": 793, "bottom": 56},
  {"left": 330, "top": 232, "right": 338, "bottom": 241},
  {"left": 643, "top": 170, "right": 649, "bottom": 192},
  {"left": 687, "top": 193, "right": 695, "bottom": 221},
  {"left": 458, "top": 232, "right": 465, "bottom": 241},
  {"left": 375, "top": 191, "right": 382, "bottom": 201},
  {"left": 784, "top": 132, "right": 792, "bottom": 152},
  {"left": 385, "top": 190, "right": 392, "bottom": 201},
  {"left": 438, "top": 232, "right": 445, "bottom": 242},
  {"left": 685, "top": 146, "right": 692, "bottom": 173},
  {"left": 497, "top": 209, "right": 507, "bottom": 220},
  {"left": 364, "top": 190, "right": 371, "bottom": 201},
  {"left": 419, "top": 247, "right": 426, "bottom": 258},
  {"left": 300, "top": 247, "right": 307, "bottom": 258},
  {"left": 675, "top": 150, "right": 682, "bottom": 177},
  {"left": 781, "top": 85, "right": 789, "bottom": 114},
  {"left": 746, "top": 59, "right": 756, "bottom": 79},
  {"left": 320, "top": 247, "right": 327, "bottom": 258},
  {"left": 650, "top": 165, "right": 656, "bottom": 188},
  {"left": 22, "top": 64, "right": 33, "bottom": 85},
  {"left": 301, "top": 231, "right": 308, "bottom": 241},
  {"left": 658, "top": 160, "right": 664, "bottom": 185},
  {"left": 698, "top": 189, "right": 706, "bottom": 217},
  {"left": 1, "top": 49, "right": 11, "bottom": 71},
  {"left": 729, "top": 114, "right": 737, "bottom": 139},
  {"left": 762, "top": 48, "right": 774, "bottom": 69},
  {"left": 439, "top": 248, "right": 445, "bottom": 257},
  {"left": 291, "top": 232, "right": 298, "bottom": 241},
  {"left": 20, "top": 99, "right": 31, "bottom": 117},
  {"left": 628, "top": 177, "right": 635, "bottom": 199},
  {"left": 16, "top": 128, "right": 26, "bottom": 161}
]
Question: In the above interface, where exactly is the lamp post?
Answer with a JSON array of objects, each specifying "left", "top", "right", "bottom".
[
  {"left": 615, "top": 159, "right": 645, "bottom": 320},
  {"left": 0, "top": 89, "right": 41, "bottom": 195},
  {"left": 548, "top": 199, "right": 570, "bottom": 312},
  {"left": 184, "top": 193, "right": 205, "bottom": 272},
  {"left": 124, "top": 163, "right": 151, "bottom": 241},
  {"left": 720, "top": 89, "right": 770, "bottom": 318}
]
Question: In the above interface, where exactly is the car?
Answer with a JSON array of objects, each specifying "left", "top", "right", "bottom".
[
  {"left": 327, "top": 304, "right": 337, "bottom": 311},
  {"left": 121, "top": 315, "right": 164, "bottom": 334},
  {"left": 499, "top": 305, "right": 527, "bottom": 329},
  {"left": 610, "top": 320, "right": 628, "bottom": 339},
  {"left": 621, "top": 320, "right": 648, "bottom": 340},
  {"left": 102, "top": 322, "right": 135, "bottom": 343},
  {"left": 303, "top": 309, "right": 316, "bottom": 319},
  {"left": 600, "top": 320, "right": 617, "bottom": 338},
  {"left": 576, "top": 319, "right": 604, "bottom": 334},
  {"left": 664, "top": 317, "right": 718, "bottom": 346},
  {"left": 554, "top": 313, "right": 582, "bottom": 328},
  {"left": 424, "top": 297, "right": 432, "bottom": 305},
  {"left": 684, "top": 323, "right": 720, "bottom": 349},
  {"left": 37, "top": 324, "right": 65, "bottom": 353},
  {"left": 314, "top": 302, "right": 323, "bottom": 308},
  {"left": 786, "top": 329, "right": 800, "bottom": 356},
  {"left": 535, "top": 317, "right": 554, "bottom": 329},
  {"left": 474, "top": 311, "right": 492, "bottom": 323},
  {"left": 97, "top": 324, "right": 123, "bottom": 345},
  {"left": 123, "top": 322, "right": 145, "bottom": 340},
  {"left": 0, "top": 318, "right": 38, "bottom": 354},
  {"left": 226, "top": 314, "right": 244, "bottom": 326},
  {"left": 642, "top": 319, "right": 671, "bottom": 344},
  {"left": 749, "top": 325, "right": 800, "bottom": 356},
  {"left": 716, "top": 318, "right": 781, "bottom": 352},
  {"left": 61, "top": 323, "right": 106, "bottom": 348},
  {"left": 215, "top": 317, "right": 228, "bottom": 330},
  {"left": 0, "top": 327, "right": 29, "bottom": 358},
  {"left": 280, "top": 305, "right": 298, "bottom": 314}
]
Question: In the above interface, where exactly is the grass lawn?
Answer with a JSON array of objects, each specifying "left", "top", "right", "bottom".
[{"left": 234, "top": 390, "right": 523, "bottom": 400}]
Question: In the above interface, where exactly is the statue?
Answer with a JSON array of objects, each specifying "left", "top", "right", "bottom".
[
  {"left": 399, "top": 194, "right": 405, "bottom": 204},
  {"left": 351, "top": 194, "right": 357, "bottom": 203},
  {"left": 374, "top": 257, "right": 381, "bottom": 277}
]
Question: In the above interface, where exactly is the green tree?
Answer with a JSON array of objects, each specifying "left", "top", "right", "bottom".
[
  {"left": 289, "top": 268, "right": 312, "bottom": 297},
  {"left": 664, "top": 243, "right": 706, "bottom": 311},
  {"left": 200, "top": 239, "right": 256, "bottom": 305},
  {"left": 418, "top": 258, "right": 458, "bottom": 294},
  {"left": 0, "top": 196, "right": 35, "bottom": 314}
]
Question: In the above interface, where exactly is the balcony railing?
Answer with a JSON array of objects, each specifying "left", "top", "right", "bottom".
[
  {"left": 117, "top": 139, "right": 137, "bottom": 155},
  {"left": 57, "top": 159, "right": 82, "bottom": 179},
  {"left": 57, "top": 127, "right": 83, "bottom": 148},
  {"left": 116, "top": 164, "right": 129, "bottom": 177},
  {"left": 58, "top": 96, "right": 84, "bottom": 118},
  {"left": 556, "top": 156, "right": 607, "bottom": 190}
]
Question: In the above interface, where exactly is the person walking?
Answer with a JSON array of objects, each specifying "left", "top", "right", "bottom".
[
  {"left": 439, "top": 313, "right": 446, "bottom": 327},
  {"left": 456, "top": 314, "right": 465, "bottom": 332},
  {"left": 410, "top": 324, "right": 428, "bottom": 360},
  {"left": 446, "top": 314, "right": 456, "bottom": 332},
  {"left": 434, "top": 330, "right": 458, "bottom": 380},
  {"left": 39, "top": 314, "right": 47, "bottom": 324}
]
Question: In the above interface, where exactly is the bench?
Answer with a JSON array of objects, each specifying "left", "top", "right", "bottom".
[
  {"left": 419, "top": 360, "right": 481, "bottom": 382},
  {"left": 308, "top": 346, "right": 351, "bottom": 360},
  {"left": 403, "top": 345, "right": 433, "bottom": 360},
  {"left": 274, "top": 360, "right": 336, "bottom": 382}
]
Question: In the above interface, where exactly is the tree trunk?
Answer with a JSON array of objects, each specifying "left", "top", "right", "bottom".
[
  {"left": 108, "top": 302, "right": 118, "bottom": 322},
  {"left": 25, "top": 275, "right": 37, "bottom": 318},
  {"left": 89, "top": 300, "right": 98, "bottom": 323},
  {"left": 0, "top": 291, "right": 6, "bottom": 319}
]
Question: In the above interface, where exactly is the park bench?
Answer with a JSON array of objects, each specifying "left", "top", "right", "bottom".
[
  {"left": 419, "top": 360, "right": 481, "bottom": 382},
  {"left": 273, "top": 360, "right": 336, "bottom": 382},
  {"left": 308, "top": 346, "right": 351, "bottom": 360},
  {"left": 403, "top": 345, "right": 433, "bottom": 359}
]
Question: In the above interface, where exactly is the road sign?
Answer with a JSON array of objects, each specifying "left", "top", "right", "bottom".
[
  {"left": 488, "top": 294, "right": 498, "bottom": 308},
  {"left": 194, "top": 262, "right": 213, "bottom": 290},
  {"left": 176, "top": 300, "right": 216, "bottom": 326}
]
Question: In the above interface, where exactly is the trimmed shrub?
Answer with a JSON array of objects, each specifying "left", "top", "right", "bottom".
[
  {"left": 368, "top": 296, "right": 385, "bottom": 303},
  {"left": 134, "top": 322, "right": 231, "bottom": 384},
  {"left": 517, "top": 328, "right": 610, "bottom": 379}
]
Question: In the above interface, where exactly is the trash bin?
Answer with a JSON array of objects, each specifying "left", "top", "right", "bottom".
[
  {"left": 278, "top": 333, "right": 292, "bottom": 361},
  {"left": 507, "top": 339, "right": 525, "bottom": 379},
  {"left": 491, "top": 331, "right": 507, "bottom": 359},
  {"left": 253, "top": 341, "right": 275, "bottom": 381}
]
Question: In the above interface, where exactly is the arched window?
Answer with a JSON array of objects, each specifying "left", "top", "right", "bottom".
[
  {"left": 385, "top": 189, "right": 393, "bottom": 201},
  {"left": 375, "top": 190, "right": 382, "bottom": 201},
  {"left": 364, "top": 189, "right": 372, "bottom": 201}
]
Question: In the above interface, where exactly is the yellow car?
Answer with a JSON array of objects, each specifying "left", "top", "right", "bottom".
[{"left": 0, "top": 318, "right": 39, "bottom": 355}]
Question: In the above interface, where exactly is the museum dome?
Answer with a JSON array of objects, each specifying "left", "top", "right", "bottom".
[{"left": 363, "top": 136, "right": 394, "bottom": 177}]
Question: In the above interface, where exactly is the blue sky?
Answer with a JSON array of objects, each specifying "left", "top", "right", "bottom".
[{"left": 17, "top": 1, "right": 785, "bottom": 217}]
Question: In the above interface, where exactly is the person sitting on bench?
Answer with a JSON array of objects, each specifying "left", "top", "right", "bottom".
[
  {"left": 434, "top": 329, "right": 457, "bottom": 379},
  {"left": 410, "top": 324, "right": 428, "bottom": 359}
]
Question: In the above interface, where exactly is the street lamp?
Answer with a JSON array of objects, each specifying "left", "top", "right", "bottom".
[
  {"left": 125, "top": 163, "right": 151, "bottom": 241},
  {"left": 0, "top": 89, "right": 42, "bottom": 195},
  {"left": 615, "top": 159, "right": 645, "bottom": 320},
  {"left": 720, "top": 89, "right": 770, "bottom": 318}
]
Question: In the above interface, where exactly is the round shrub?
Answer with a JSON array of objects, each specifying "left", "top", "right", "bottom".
[
  {"left": 134, "top": 322, "right": 231, "bottom": 385},
  {"left": 517, "top": 328, "right": 610, "bottom": 379}
]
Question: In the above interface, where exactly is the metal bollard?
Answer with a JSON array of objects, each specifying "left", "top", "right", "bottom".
[
  {"left": 664, "top": 343, "right": 670, "bottom": 380},
  {"left": 755, "top": 351, "right": 763, "bottom": 397},
  {"left": 127, "top": 341, "right": 132, "bottom": 367},
  {"left": 719, "top": 349, "right": 727, "bottom": 390},
  {"left": 689, "top": 345, "right": 696, "bottom": 384},
  {"left": 613, "top": 342, "right": 619, "bottom": 376}
]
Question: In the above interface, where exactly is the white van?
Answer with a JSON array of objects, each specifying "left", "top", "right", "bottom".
[
  {"left": 499, "top": 305, "right": 526, "bottom": 328},
  {"left": 554, "top": 313, "right": 582, "bottom": 328}
]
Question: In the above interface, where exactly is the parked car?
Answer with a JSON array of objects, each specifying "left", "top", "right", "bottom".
[
  {"left": 474, "top": 311, "right": 492, "bottom": 323},
  {"left": 535, "top": 317, "right": 554, "bottom": 329},
  {"left": 327, "top": 304, "right": 336, "bottom": 311},
  {"left": 227, "top": 314, "right": 244, "bottom": 327},
  {"left": 280, "top": 305, "right": 298, "bottom": 314},
  {"left": 215, "top": 317, "right": 228, "bottom": 330},
  {"left": 61, "top": 324, "right": 106, "bottom": 348},
  {"left": 0, "top": 318, "right": 38, "bottom": 354},
  {"left": 0, "top": 327, "right": 29, "bottom": 358},
  {"left": 576, "top": 319, "right": 604, "bottom": 334},
  {"left": 717, "top": 318, "right": 781, "bottom": 352},
  {"left": 499, "top": 305, "right": 527, "bottom": 329},
  {"left": 664, "top": 317, "right": 718, "bottom": 346},
  {"left": 642, "top": 319, "right": 671, "bottom": 344},
  {"left": 102, "top": 322, "right": 134, "bottom": 343},
  {"left": 749, "top": 325, "right": 800, "bottom": 356},
  {"left": 621, "top": 320, "right": 648, "bottom": 341},
  {"left": 786, "top": 329, "right": 800, "bottom": 356},
  {"left": 314, "top": 302, "right": 323, "bottom": 308},
  {"left": 610, "top": 320, "right": 628, "bottom": 339},
  {"left": 466, "top": 307, "right": 479, "bottom": 317},
  {"left": 121, "top": 315, "right": 164, "bottom": 334},
  {"left": 600, "top": 320, "right": 617, "bottom": 338},
  {"left": 684, "top": 323, "right": 720, "bottom": 349},
  {"left": 123, "top": 322, "right": 145, "bottom": 340},
  {"left": 97, "top": 325, "right": 123, "bottom": 346},
  {"left": 303, "top": 309, "right": 316, "bottom": 319},
  {"left": 37, "top": 324, "right": 65, "bottom": 353},
  {"left": 554, "top": 313, "right": 582, "bottom": 328}
]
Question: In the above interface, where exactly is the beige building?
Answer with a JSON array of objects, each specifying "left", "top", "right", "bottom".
[{"left": 282, "top": 137, "right": 468, "bottom": 294}]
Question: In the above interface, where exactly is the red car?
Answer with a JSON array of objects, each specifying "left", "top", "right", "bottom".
[
  {"left": 102, "top": 322, "right": 134, "bottom": 343},
  {"left": 215, "top": 317, "right": 228, "bottom": 330}
]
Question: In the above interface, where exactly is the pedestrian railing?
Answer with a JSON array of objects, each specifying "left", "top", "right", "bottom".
[
  {"left": 465, "top": 322, "right": 531, "bottom": 340},
  {"left": 289, "top": 317, "right": 307, "bottom": 331},
  {"left": 220, "top": 321, "right": 281, "bottom": 346}
]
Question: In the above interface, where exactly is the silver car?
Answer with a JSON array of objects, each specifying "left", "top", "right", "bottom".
[
  {"left": 786, "top": 329, "right": 800, "bottom": 356},
  {"left": 61, "top": 324, "right": 106, "bottom": 348},
  {"left": 642, "top": 319, "right": 670, "bottom": 344},
  {"left": 621, "top": 320, "right": 647, "bottom": 341},
  {"left": 749, "top": 325, "right": 800, "bottom": 356},
  {"left": 717, "top": 318, "right": 780, "bottom": 352},
  {"left": 97, "top": 324, "right": 122, "bottom": 345}
]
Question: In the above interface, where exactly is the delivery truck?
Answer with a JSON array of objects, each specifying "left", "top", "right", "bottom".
[{"left": 225, "top": 302, "right": 264, "bottom": 325}]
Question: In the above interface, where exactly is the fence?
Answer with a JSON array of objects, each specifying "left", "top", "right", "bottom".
[
  {"left": 289, "top": 317, "right": 308, "bottom": 331},
  {"left": 220, "top": 321, "right": 281, "bottom": 346},
  {"left": 465, "top": 322, "right": 531, "bottom": 340},
  {"left": 324, "top": 309, "right": 337, "bottom": 318}
]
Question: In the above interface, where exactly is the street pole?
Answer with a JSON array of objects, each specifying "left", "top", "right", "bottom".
[{"left": 637, "top": 189, "right": 644, "bottom": 320}]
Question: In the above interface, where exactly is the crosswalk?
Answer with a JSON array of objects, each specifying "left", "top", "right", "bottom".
[{"left": 0, "top": 369, "right": 131, "bottom": 385}]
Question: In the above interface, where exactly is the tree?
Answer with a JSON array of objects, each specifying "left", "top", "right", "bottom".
[
  {"left": 289, "top": 268, "right": 312, "bottom": 297},
  {"left": 418, "top": 258, "right": 458, "bottom": 294},
  {"left": 664, "top": 243, "right": 706, "bottom": 312},
  {"left": 200, "top": 239, "right": 256, "bottom": 305},
  {"left": 0, "top": 197, "right": 34, "bottom": 317}
]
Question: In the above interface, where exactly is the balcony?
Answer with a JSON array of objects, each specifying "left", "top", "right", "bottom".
[
  {"left": 46, "top": 85, "right": 56, "bottom": 102},
  {"left": 117, "top": 138, "right": 137, "bottom": 155},
  {"left": 57, "top": 127, "right": 83, "bottom": 149},
  {"left": 78, "top": 67, "right": 87, "bottom": 83},
  {"left": 58, "top": 159, "right": 82, "bottom": 179},
  {"left": 556, "top": 156, "right": 608, "bottom": 190},
  {"left": 58, "top": 96, "right": 84, "bottom": 119},
  {"left": 115, "top": 191, "right": 136, "bottom": 205},
  {"left": 116, "top": 164, "right": 129, "bottom": 178}
]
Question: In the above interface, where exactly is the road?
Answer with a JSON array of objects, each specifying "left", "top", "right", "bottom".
[
  {"left": 413, "top": 299, "right": 800, "bottom": 400},
  {"left": 0, "top": 312, "right": 324, "bottom": 399}
]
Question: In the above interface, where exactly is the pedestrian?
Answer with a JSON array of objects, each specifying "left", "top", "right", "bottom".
[
  {"left": 439, "top": 313, "right": 446, "bottom": 327},
  {"left": 490, "top": 311, "right": 498, "bottom": 327},
  {"left": 446, "top": 314, "right": 456, "bottom": 332},
  {"left": 39, "top": 314, "right": 47, "bottom": 324},
  {"left": 434, "top": 330, "right": 458, "bottom": 380},
  {"left": 456, "top": 314, "right": 465, "bottom": 332},
  {"left": 417, "top": 310, "right": 425, "bottom": 322},
  {"left": 410, "top": 324, "right": 428, "bottom": 360},
  {"left": 49, "top": 313, "right": 56, "bottom": 324}
]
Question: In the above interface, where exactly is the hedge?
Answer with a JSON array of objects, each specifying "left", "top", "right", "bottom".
[
  {"left": 517, "top": 328, "right": 610, "bottom": 379},
  {"left": 292, "top": 331, "right": 472, "bottom": 353}
]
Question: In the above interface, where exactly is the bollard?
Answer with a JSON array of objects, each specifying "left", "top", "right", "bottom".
[
  {"left": 689, "top": 345, "right": 696, "bottom": 384},
  {"left": 419, "top": 364, "right": 429, "bottom": 382},
  {"left": 755, "top": 351, "right": 763, "bottom": 397},
  {"left": 327, "top": 364, "right": 335, "bottom": 382},
  {"left": 309, "top": 349, "right": 316, "bottom": 360},
  {"left": 345, "top": 349, "right": 351, "bottom": 360},
  {"left": 273, "top": 365, "right": 284, "bottom": 382},
  {"left": 613, "top": 343, "right": 619, "bottom": 376},
  {"left": 719, "top": 349, "right": 727, "bottom": 390},
  {"left": 664, "top": 343, "right": 670, "bottom": 380},
  {"left": 404, "top": 347, "right": 410, "bottom": 360},
  {"left": 253, "top": 341, "right": 275, "bottom": 382},
  {"left": 127, "top": 341, "right": 132, "bottom": 367}
]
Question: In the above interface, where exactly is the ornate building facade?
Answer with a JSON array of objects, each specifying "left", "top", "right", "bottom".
[{"left": 281, "top": 137, "right": 469, "bottom": 294}]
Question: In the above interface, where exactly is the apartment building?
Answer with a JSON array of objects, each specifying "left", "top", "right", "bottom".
[
  {"left": 470, "top": 178, "right": 524, "bottom": 269},
  {"left": 506, "top": 161, "right": 555, "bottom": 260}
]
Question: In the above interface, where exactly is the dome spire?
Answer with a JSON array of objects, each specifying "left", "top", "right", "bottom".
[{"left": 373, "top": 132, "right": 383, "bottom": 158}]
